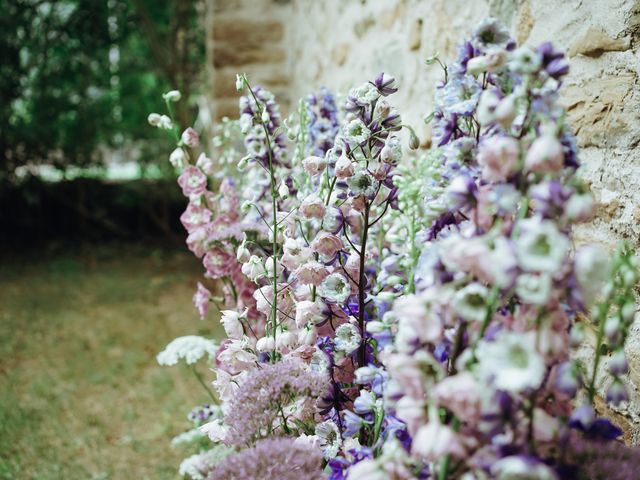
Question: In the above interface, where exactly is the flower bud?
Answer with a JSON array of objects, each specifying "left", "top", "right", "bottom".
[
  {"left": 169, "top": 148, "right": 187, "bottom": 168},
  {"left": 298, "top": 327, "right": 317, "bottom": 346},
  {"left": 276, "top": 329, "right": 296, "bottom": 352},
  {"left": 278, "top": 181, "right": 289, "bottom": 199},
  {"left": 158, "top": 115, "right": 173, "bottom": 130},
  {"left": 409, "top": 130, "right": 420, "bottom": 150},
  {"left": 147, "top": 113, "right": 162, "bottom": 127},
  {"left": 163, "top": 90, "right": 181, "bottom": 102},
  {"left": 181, "top": 127, "right": 200, "bottom": 149},
  {"left": 607, "top": 380, "right": 628, "bottom": 406},
  {"left": 236, "top": 244, "right": 250, "bottom": 263},
  {"left": 555, "top": 362, "right": 580, "bottom": 396},
  {"left": 261, "top": 108, "right": 270, "bottom": 124},
  {"left": 609, "top": 349, "right": 629, "bottom": 376},
  {"left": 237, "top": 155, "right": 250, "bottom": 171},
  {"left": 525, "top": 134, "right": 564, "bottom": 174},
  {"left": 235, "top": 74, "right": 244, "bottom": 92},
  {"left": 621, "top": 302, "right": 636, "bottom": 323},
  {"left": 256, "top": 336, "right": 275, "bottom": 353},
  {"left": 569, "top": 323, "right": 585, "bottom": 348},
  {"left": 604, "top": 316, "right": 622, "bottom": 344}
]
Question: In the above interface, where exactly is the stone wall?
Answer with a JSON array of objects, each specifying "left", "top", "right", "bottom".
[{"left": 207, "top": 0, "right": 640, "bottom": 442}]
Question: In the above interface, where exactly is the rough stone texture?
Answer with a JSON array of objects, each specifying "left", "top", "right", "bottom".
[{"left": 207, "top": 0, "right": 640, "bottom": 441}]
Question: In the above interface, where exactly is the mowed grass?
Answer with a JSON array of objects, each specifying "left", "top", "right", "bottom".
[{"left": 0, "top": 247, "right": 222, "bottom": 479}]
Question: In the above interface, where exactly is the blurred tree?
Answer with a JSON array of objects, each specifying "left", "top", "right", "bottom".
[{"left": 0, "top": 0, "right": 205, "bottom": 181}]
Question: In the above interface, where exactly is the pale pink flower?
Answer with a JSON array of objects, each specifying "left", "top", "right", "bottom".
[
  {"left": 180, "top": 203, "right": 212, "bottom": 233},
  {"left": 347, "top": 460, "right": 387, "bottom": 480},
  {"left": 294, "top": 261, "right": 330, "bottom": 286},
  {"left": 311, "top": 231, "right": 343, "bottom": 258},
  {"left": 192, "top": 282, "right": 211, "bottom": 320},
  {"left": 203, "top": 248, "right": 233, "bottom": 279},
  {"left": 394, "top": 395, "right": 427, "bottom": 437},
  {"left": 181, "top": 127, "right": 200, "bottom": 148},
  {"left": 178, "top": 165, "right": 207, "bottom": 196},
  {"left": 217, "top": 338, "right": 256, "bottom": 373},
  {"left": 200, "top": 418, "right": 229, "bottom": 443},
  {"left": 300, "top": 193, "right": 326, "bottom": 219},
  {"left": 295, "top": 299, "right": 328, "bottom": 328},
  {"left": 220, "top": 309, "right": 246, "bottom": 339},
  {"left": 525, "top": 135, "right": 564, "bottom": 174},
  {"left": 432, "top": 373, "right": 483, "bottom": 422},
  {"left": 412, "top": 421, "right": 466, "bottom": 461},
  {"left": 393, "top": 294, "right": 442, "bottom": 344},
  {"left": 335, "top": 154, "right": 356, "bottom": 179},
  {"left": 196, "top": 152, "right": 214, "bottom": 175},
  {"left": 281, "top": 237, "right": 313, "bottom": 270},
  {"left": 186, "top": 226, "right": 207, "bottom": 258},
  {"left": 303, "top": 155, "right": 327, "bottom": 176},
  {"left": 477, "top": 136, "right": 520, "bottom": 182}
]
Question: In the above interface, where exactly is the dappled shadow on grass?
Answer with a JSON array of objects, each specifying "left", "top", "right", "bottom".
[{"left": 0, "top": 246, "right": 224, "bottom": 479}]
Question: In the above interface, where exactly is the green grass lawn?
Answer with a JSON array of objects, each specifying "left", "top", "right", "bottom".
[{"left": 0, "top": 247, "right": 222, "bottom": 479}]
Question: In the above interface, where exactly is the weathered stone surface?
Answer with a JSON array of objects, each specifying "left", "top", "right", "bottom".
[
  {"left": 213, "top": 44, "right": 285, "bottom": 67},
  {"left": 213, "top": 19, "right": 284, "bottom": 44},
  {"left": 567, "top": 26, "right": 631, "bottom": 57},
  {"left": 561, "top": 73, "right": 638, "bottom": 148}
]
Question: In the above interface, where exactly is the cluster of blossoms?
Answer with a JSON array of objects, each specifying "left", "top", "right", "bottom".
[{"left": 150, "top": 18, "right": 640, "bottom": 480}]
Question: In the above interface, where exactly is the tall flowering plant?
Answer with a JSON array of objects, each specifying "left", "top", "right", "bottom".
[{"left": 149, "top": 18, "right": 639, "bottom": 480}]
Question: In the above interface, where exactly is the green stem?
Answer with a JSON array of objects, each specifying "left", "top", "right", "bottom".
[
  {"left": 357, "top": 202, "right": 371, "bottom": 368},
  {"left": 588, "top": 303, "right": 608, "bottom": 404},
  {"left": 438, "top": 417, "right": 459, "bottom": 480},
  {"left": 246, "top": 82, "right": 279, "bottom": 356},
  {"left": 191, "top": 364, "right": 216, "bottom": 403}
]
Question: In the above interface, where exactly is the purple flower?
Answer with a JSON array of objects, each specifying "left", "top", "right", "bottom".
[
  {"left": 223, "top": 360, "right": 328, "bottom": 445},
  {"left": 537, "top": 42, "right": 570, "bottom": 79},
  {"left": 370, "top": 72, "right": 398, "bottom": 96},
  {"left": 209, "top": 437, "right": 324, "bottom": 480}
]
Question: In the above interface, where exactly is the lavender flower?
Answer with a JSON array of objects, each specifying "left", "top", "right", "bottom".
[
  {"left": 208, "top": 437, "right": 324, "bottom": 480},
  {"left": 223, "top": 359, "right": 328, "bottom": 445}
]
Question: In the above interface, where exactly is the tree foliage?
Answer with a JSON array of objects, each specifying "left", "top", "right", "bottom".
[{"left": 0, "top": 0, "right": 205, "bottom": 179}]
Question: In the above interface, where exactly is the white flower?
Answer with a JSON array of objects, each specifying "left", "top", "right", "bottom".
[
  {"left": 256, "top": 336, "right": 275, "bottom": 352},
  {"left": 509, "top": 46, "right": 542, "bottom": 74},
  {"left": 171, "top": 428, "right": 203, "bottom": 447},
  {"left": 335, "top": 322, "right": 362, "bottom": 355},
  {"left": 220, "top": 309, "right": 246, "bottom": 339},
  {"left": 348, "top": 169, "right": 378, "bottom": 197},
  {"left": 310, "top": 348, "right": 330, "bottom": 373},
  {"left": 453, "top": 283, "right": 489, "bottom": 323},
  {"left": 353, "top": 389, "right": 377, "bottom": 414},
  {"left": 235, "top": 74, "right": 244, "bottom": 92},
  {"left": 156, "top": 336, "right": 218, "bottom": 366},
  {"left": 516, "top": 217, "right": 569, "bottom": 273},
  {"left": 216, "top": 338, "right": 256, "bottom": 371},
  {"left": 163, "top": 90, "right": 181, "bottom": 102},
  {"left": 351, "top": 82, "right": 380, "bottom": 105},
  {"left": 491, "top": 455, "right": 558, "bottom": 480},
  {"left": 241, "top": 255, "right": 266, "bottom": 282},
  {"left": 574, "top": 245, "right": 610, "bottom": 306},
  {"left": 380, "top": 135, "right": 402, "bottom": 165},
  {"left": 295, "top": 299, "right": 327, "bottom": 328},
  {"left": 318, "top": 272, "right": 352, "bottom": 303},
  {"left": 516, "top": 273, "right": 552, "bottom": 305},
  {"left": 158, "top": 114, "right": 173, "bottom": 130},
  {"left": 344, "top": 118, "right": 371, "bottom": 146},
  {"left": 475, "top": 331, "right": 545, "bottom": 392},
  {"left": 315, "top": 420, "right": 342, "bottom": 459},
  {"left": 199, "top": 418, "right": 230, "bottom": 443},
  {"left": 147, "top": 113, "right": 162, "bottom": 127},
  {"left": 169, "top": 148, "right": 187, "bottom": 168},
  {"left": 178, "top": 446, "right": 234, "bottom": 480}
]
